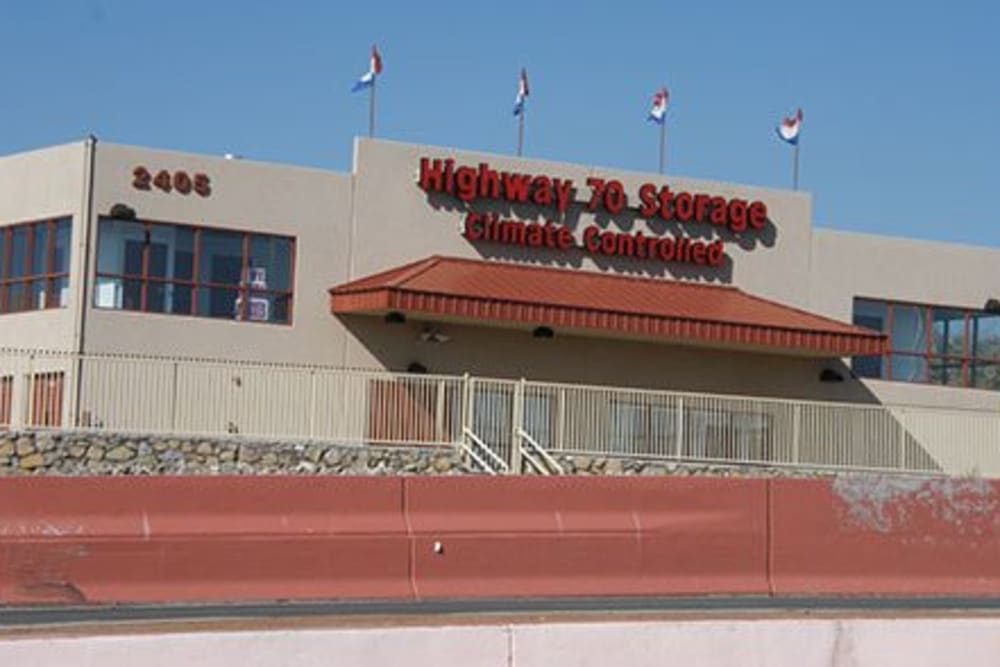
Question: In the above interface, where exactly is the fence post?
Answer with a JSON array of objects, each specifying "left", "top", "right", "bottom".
[
  {"left": 434, "top": 379, "right": 446, "bottom": 443},
  {"left": 169, "top": 361, "right": 180, "bottom": 434},
  {"left": 898, "top": 408, "right": 907, "bottom": 470},
  {"left": 511, "top": 378, "right": 525, "bottom": 475},
  {"left": 461, "top": 372, "right": 473, "bottom": 445},
  {"left": 792, "top": 404, "right": 801, "bottom": 464},
  {"left": 675, "top": 397, "right": 684, "bottom": 459},
  {"left": 307, "top": 369, "right": 318, "bottom": 440}
]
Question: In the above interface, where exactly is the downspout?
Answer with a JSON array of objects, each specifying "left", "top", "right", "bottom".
[{"left": 71, "top": 135, "right": 97, "bottom": 427}]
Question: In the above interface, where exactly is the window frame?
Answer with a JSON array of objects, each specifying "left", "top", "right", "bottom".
[
  {"left": 93, "top": 217, "right": 296, "bottom": 326},
  {"left": 852, "top": 296, "right": 1000, "bottom": 391},
  {"left": 0, "top": 217, "right": 72, "bottom": 314}
]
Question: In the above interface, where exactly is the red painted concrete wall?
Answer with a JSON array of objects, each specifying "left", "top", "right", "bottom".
[{"left": 1, "top": 475, "right": 999, "bottom": 605}]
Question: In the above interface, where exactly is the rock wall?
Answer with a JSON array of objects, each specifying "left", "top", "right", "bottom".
[
  {"left": 0, "top": 430, "right": 858, "bottom": 478},
  {"left": 0, "top": 431, "right": 473, "bottom": 476}
]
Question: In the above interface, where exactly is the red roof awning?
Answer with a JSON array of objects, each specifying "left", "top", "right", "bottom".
[{"left": 329, "top": 256, "right": 886, "bottom": 357}]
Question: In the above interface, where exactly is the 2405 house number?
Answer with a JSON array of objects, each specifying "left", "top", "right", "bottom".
[{"left": 132, "top": 166, "right": 211, "bottom": 197}]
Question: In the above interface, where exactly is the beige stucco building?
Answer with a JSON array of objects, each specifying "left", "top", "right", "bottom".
[{"left": 1, "top": 137, "right": 998, "bottom": 473}]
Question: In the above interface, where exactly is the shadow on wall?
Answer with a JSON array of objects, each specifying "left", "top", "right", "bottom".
[{"left": 424, "top": 190, "right": 778, "bottom": 284}]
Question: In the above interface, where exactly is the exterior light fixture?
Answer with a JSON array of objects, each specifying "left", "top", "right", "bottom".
[
  {"left": 419, "top": 327, "right": 450, "bottom": 343},
  {"left": 532, "top": 326, "right": 554, "bottom": 339},
  {"left": 109, "top": 203, "right": 136, "bottom": 220},
  {"left": 384, "top": 311, "right": 406, "bottom": 324},
  {"left": 819, "top": 368, "right": 845, "bottom": 383},
  {"left": 407, "top": 362, "right": 428, "bottom": 374}
]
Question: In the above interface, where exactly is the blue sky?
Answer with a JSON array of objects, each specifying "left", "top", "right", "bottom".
[{"left": 1, "top": 1, "right": 997, "bottom": 244}]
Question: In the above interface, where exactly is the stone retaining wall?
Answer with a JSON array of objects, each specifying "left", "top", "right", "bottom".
[
  {"left": 0, "top": 430, "right": 852, "bottom": 477},
  {"left": 0, "top": 431, "right": 472, "bottom": 476}
]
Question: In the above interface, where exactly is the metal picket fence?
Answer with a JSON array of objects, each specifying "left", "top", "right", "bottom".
[{"left": 1, "top": 348, "right": 998, "bottom": 477}]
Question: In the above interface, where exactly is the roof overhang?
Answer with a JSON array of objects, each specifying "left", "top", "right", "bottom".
[{"left": 329, "top": 256, "right": 887, "bottom": 358}]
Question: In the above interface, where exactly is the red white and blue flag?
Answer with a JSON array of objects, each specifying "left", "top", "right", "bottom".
[
  {"left": 776, "top": 108, "right": 803, "bottom": 145},
  {"left": 513, "top": 68, "right": 529, "bottom": 116},
  {"left": 647, "top": 87, "right": 669, "bottom": 124},
  {"left": 351, "top": 45, "right": 383, "bottom": 92}
]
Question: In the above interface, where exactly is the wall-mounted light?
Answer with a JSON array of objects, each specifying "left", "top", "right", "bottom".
[
  {"left": 819, "top": 368, "right": 845, "bottom": 383},
  {"left": 407, "top": 362, "right": 428, "bottom": 374},
  {"left": 384, "top": 311, "right": 406, "bottom": 324},
  {"left": 109, "top": 203, "right": 136, "bottom": 220},
  {"left": 532, "top": 326, "right": 555, "bottom": 339},
  {"left": 419, "top": 326, "right": 450, "bottom": 343}
]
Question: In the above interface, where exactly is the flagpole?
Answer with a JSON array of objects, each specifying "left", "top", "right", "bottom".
[
  {"left": 793, "top": 140, "right": 800, "bottom": 190},
  {"left": 517, "top": 108, "right": 525, "bottom": 157},
  {"left": 369, "top": 77, "right": 376, "bottom": 138},
  {"left": 658, "top": 122, "right": 666, "bottom": 174}
]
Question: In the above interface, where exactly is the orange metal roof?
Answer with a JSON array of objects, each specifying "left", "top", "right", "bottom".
[{"left": 329, "top": 256, "right": 886, "bottom": 357}]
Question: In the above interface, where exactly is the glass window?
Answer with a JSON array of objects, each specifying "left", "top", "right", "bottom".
[
  {"left": 971, "top": 314, "right": 1000, "bottom": 361},
  {"left": 0, "top": 217, "right": 73, "bottom": 315},
  {"left": 94, "top": 217, "right": 294, "bottom": 325},
  {"left": 852, "top": 298, "right": 1000, "bottom": 392},
  {"left": 852, "top": 299, "right": 887, "bottom": 379},
  {"left": 891, "top": 304, "right": 928, "bottom": 354},
  {"left": 932, "top": 308, "right": 966, "bottom": 357}
]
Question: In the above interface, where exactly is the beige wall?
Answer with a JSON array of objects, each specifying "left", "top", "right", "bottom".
[
  {"left": 0, "top": 142, "right": 87, "bottom": 350},
  {"left": 80, "top": 142, "right": 353, "bottom": 365},
  {"left": 810, "top": 229, "right": 1000, "bottom": 410},
  {"left": 2, "top": 138, "right": 999, "bottom": 411},
  {"left": 348, "top": 138, "right": 814, "bottom": 307}
]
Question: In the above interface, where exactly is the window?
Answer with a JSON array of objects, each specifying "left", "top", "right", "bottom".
[
  {"left": 0, "top": 218, "right": 71, "bottom": 314},
  {"left": 852, "top": 298, "right": 1000, "bottom": 391},
  {"left": 94, "top": 218, "right": 294, "bottom": 324}
]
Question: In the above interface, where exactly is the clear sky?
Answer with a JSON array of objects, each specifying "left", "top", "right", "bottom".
[{"left": 2, "top": 1, "right": 997, "bottom": 245}]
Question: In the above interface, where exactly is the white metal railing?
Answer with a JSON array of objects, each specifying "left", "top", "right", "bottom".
[{"left": 1, "top": 347, "right": 998, "bottom": 477}]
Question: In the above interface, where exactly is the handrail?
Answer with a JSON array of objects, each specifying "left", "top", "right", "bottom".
[
  {"left": 462, "top": 427, "right": 509, "bottom": 474},
  {"left": 518, "top": 428, "right": 564, "bottom": 475}
]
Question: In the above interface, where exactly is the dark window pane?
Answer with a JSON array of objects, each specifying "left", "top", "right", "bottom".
[
  {"left": 891, "top": 305, "right": 928, "bottom": 354},
  {"left": 199, "top": 230, "right": 244, "bottom": 287},
  {"left": 972, "top": 362, "right": 1000, "bottom": 391},
  {"left": 124, "top": 240, "right": 145, "bottom": 276},
  {"left": 147, "top": 281, "right": 167, "bottom": 313},
  {"left": 169, "top": 283, "right": 193, "bottom": 315},
  {"left": 6, "top": 282, "right": 27, "bottom": 312},
  {"left": 121, "top": 279, "right": 143, "bottom": 311},
  {"left": 971, "top": 314, "right": 1000, "bottom": 361},
  {"left": 147, "top": 243, "right": 168, "bottom": 279},
  {"left": 929, "top": 358, "right": 965, "bottom": 387},
  {"left": 53, "top": 219, "right": 71, "bottom": 275},
  {"left": 852, "top": 299, "right": 887, "bottom": 333},
  {"left": 9, "top": 227, "right": 28, "bottom": 279},
  {"left": 147, "top": 223, "right": 193, "bottom": 281},
  {"left": 889, "top": 354, "right": 928, "bottom": 382},
  {"left": 197, "top": 286, "right": 240, "bottom": 319},
  {"left": 932, "top": 308, "right": 966, "bottom": 357},
  {"left": 249, "top": 235, "right": 293, "bottom": 292},
  {"left": 271, "top": 293, "right": 291, "bottom": 324},
  {"left": 97, "top": 218, "right": 147, "bottom": 276},
  {"left": 852, "top": 355, "right": 884, "bottom": 379},
  {"left": 32, "top": 223, "right": 49, "bottom": 276}
]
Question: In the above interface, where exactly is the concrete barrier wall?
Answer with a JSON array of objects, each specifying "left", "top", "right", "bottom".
[{"left": 2, "top": 475, "right": 999, "bottom": 605}]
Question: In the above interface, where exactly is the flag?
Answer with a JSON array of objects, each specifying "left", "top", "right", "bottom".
[
  {"left": 513, "top": 68, "right": 529, "bottom": 116},
  {"left": 647, "top": 87, "right": 669, "bottom": 124},
  {"left": 351, "top": 45, "right": 383, "bottom": 93},
  {"left": 776, "top": 108, "right": 803, "bottom": 145}
]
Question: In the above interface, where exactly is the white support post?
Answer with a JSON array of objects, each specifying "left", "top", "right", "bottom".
[
  {"left": 307, "top": 369, "right": 317, "bottom": 440},
  {"left": 898, "top": 408, "right": 908, "bottom": 470},
  {"left": 675, "top": 397, "right": 684, "bottom": 459},
  {"left": 792, "top": 404, "right": 801, "bottom": 464},
  {"left": 511, "top": 378, "right": 525, "bottom": 475},
  {"left": 435, "top": 379, "right": 446, "bottom": 443}
]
